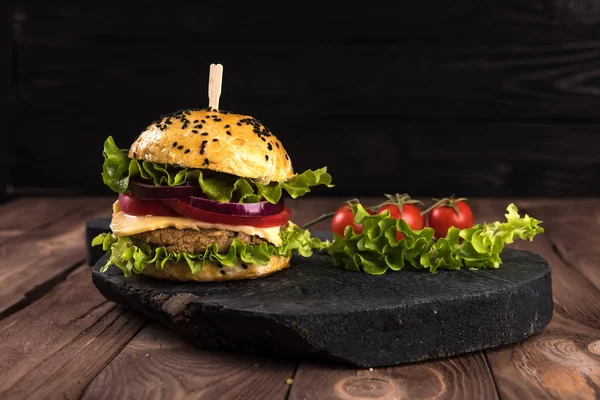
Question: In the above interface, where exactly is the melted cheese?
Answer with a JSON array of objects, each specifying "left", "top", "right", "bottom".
[{"left": 110, "top": 201, "right": 283, "bottom": 246}]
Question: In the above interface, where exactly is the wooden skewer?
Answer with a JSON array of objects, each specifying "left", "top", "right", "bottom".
[{"left": 208, "top": 63, "right": 223, "bottom": 110}]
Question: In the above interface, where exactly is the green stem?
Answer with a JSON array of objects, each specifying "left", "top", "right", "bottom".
[
  {"left": 302, "top": 193, "right": 425, "bottom": 230},
  {"left": 302, "top": 211, "right": 336, "bottom": 229},
  {"left": 420, "top": 195, "right": 468, "bottom": 216}
]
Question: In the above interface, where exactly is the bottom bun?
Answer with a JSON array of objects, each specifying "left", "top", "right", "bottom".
[{"left": 141, "top": 255, "right": 291, "bottom": 282}]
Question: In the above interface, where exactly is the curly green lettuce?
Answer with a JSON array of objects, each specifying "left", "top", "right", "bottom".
[
  {"left": 101, "top": 136, "right": 334, "bottom": 204},
  {"left": 92, "top": 224, "right": 330, "bottom": 277},
  {"left": 328, "top": 203, "right": 544, "bottom": 275}
]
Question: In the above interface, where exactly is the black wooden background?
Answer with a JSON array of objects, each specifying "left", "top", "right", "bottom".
[{"left": 2, "top": 1, "right": 600, "bottom": 200}]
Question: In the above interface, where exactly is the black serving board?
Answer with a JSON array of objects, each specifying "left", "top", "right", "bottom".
[{"left": 89, "top": 220, "right": 553, "bottom": 368}]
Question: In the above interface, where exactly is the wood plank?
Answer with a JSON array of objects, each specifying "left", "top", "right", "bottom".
[
  {"left": 9, "top": 122, "right": 600, "bottom": 198},
  {"left": 14, "top": 3, "right": 600, "bottom": 121},
  {"left": 525, "top": 199, "right": 600, "bottom": 293},
  {"left": 9, "top": 4, "right": 600, "bottom": 199},
  {"left": 0, "top": 265, "right": 146, "bottom": 400},
  {"left": 289, "top": 353, "right": 498, "bottom": 400},
  {"left": 0, "top": 197, "right": 102, "bottom": 244},
  {"left": 0, "top": 0, "right": 13, "bottom": 201},
  {"left": 471, "top": 199, "right": 600, "bottom": 400},
  {"left": 0, "top": 196, "right": 114, "bottom": 317},
  {"left": 82, "top": 322, "right": 296, "bottom": 400}
]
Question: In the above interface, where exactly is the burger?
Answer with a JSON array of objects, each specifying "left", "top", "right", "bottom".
[{"left": 92, "top": 107, "right": 333, "bottom": 282}]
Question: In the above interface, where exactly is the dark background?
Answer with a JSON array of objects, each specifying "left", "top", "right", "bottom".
[{"left": 2, "top": 1, "right": 599, "bottom": 201}]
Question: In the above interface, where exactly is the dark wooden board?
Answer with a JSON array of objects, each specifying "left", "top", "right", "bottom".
[
  {"left": 12, "top": 120, "right": 600, "bottom": 198},
  {"left": 13, "top": 2, "right": 600, "bottom": 122},
  {"left": 6, "top": 3, "right": 600, "bottom": 197},
  {"left": 92, "top": 232, "right": 553, "bottom": 368}
]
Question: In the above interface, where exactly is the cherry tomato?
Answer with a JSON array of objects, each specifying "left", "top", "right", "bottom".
[
  {"left": 331, "top": 204, "right": 373, "bottom": 236},
  {"left": 118, "top": 193, "right": 179, "bottom": 217},
  {"left": 161, "top": 198, "right": 292, "bottom": 228},
  {"left": 378, "top": 204, "right": 426, "bottom": 240},
  {"left": 428, "top": 199, "right": 474, "bottom": 238}
]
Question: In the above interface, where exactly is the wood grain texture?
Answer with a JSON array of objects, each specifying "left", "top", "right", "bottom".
[
  {"left": 7, "top": 3, "right": 600, "bottom": 197},
  {"left": 9, "top": 120, "right": 600, "bottom": 197},
  {"left": 13, "top": 3, "right": 600, "bottom": 121},
  {"left": 0, "top": 265, "right": 146, "bottom": 400},
  {"left": 289, "top": 352, "right": 498, "bottom": 400},
  {"left": 83, "top": 322, "right": 296, "bottom": 400},
  {"left": 0, "top": 1, "right": 14, "bottom": 199},
  {"left": 472, "top": 199, "right": 600, "bottom": 400},
  {"left": 526, "top": 199, "right": 600, "bottom": 293},
  {"left": 0, "top": 196, "right": 114, "bottom": 317},
  {"left": 0, "top": 197, "right": 98, "bottom": 244}
]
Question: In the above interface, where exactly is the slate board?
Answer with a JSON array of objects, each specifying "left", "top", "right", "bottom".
[{"left": 89, "top": 220, "right": 553, "bottom": 368}]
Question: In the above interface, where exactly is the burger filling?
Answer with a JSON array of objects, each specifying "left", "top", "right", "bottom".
[
  {"left": 92, "top": 222, "right": 327, "bottom": 277},
  {"left": 132, "top": 227, "right": 268, "bottom": 254}
]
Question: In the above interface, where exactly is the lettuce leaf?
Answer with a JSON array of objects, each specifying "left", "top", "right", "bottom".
[
  {"left": 92, "top": 224, "right": 330, "bottom": 277},
  {"left": 328, "top": 203, "right": 544, "bottom": 274},
  {"left": 101, "top": 136, "right": 334, "bottom": 204}
]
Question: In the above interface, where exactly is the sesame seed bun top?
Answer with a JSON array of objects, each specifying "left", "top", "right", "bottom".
[{"left": 128, "top": 107, "right": 295, "bottom": 183}]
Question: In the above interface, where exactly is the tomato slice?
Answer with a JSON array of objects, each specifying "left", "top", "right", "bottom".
[
  {"left": 118, "top": 193, "right": 179, "bottom": 217},
  {"left": 161, "top": 198, "right": 292, "bottom": 228}
]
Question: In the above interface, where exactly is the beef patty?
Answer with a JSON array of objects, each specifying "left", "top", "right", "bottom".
[{"left": 133, "top": 228, "right": 265, "bottom": 254}]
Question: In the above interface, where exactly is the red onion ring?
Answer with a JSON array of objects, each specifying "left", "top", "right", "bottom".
[
  {"left": 129, "top": 179, "right": 203, "bottom": 199},
  {"left": 188, "top": 196, "right": 284, "bottom": 217}
]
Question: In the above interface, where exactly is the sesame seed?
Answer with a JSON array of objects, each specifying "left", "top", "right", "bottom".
[
  {"left": 172, "top": 141, "right": 178, "bottom": 147},
  {"left": 220, "top": 270, "right": 226, "bottom": 275},
  {"left": 265, "top": 155, "right": 269, "bottom": 161},
  {"left": 241, "top": 263, "right": 248, "bottom": 269},
  {"left": 226, "top": 131, "right": 231, "bottom": 135},
  {"left": 267, "top": 143, "right": 272, "bottom": 150},
  {"left": 213, "top": 138, "right": 218, "bottom": 142},
  {"left": 177, "top": 145, "right": 183, "bottom": 149},
  {"left": 204, "top": 158, "right": 210, "bottom": 165},
  {"left": 192, "top": 130, "right": 198, "bottom": 133},
  {"left": 201, "top": 120, "right": 206, "bottom": 123},
  {"left": 201, "top": 132, "right": 209, "bottom": 136},
  {"left": 184, "top": 149, "right": 190, "bottom": 153},
  {"left": 193, "top": 120, "right": 198, "bottom": 123},
  {"left": 260, "top": 137, "right": 266, "bottom": 142},
  {"left": 224, "top": 124, "right": 230, "bottom": 128},
  {"left": 285, "top": 154, "right": 289, "bottom": 160},
  {"left": 275, "top": 142, "right": 280, "bottom": 148}
]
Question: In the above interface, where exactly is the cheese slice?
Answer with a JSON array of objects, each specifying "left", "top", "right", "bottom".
[{"left": 110, "top": 201, "right": 284, "bottom": 246}]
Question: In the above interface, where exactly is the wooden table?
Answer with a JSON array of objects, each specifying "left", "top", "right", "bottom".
[{"left": 0, "top": 196, "right": 599, "bottom": 400}]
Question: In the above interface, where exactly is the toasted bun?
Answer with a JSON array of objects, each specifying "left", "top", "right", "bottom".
[
  {"left": 128, "top": 108, "right": 294, "bottom": 183},
  {"left": 140, "top": 255, "right": 291, "bottom": 282}
]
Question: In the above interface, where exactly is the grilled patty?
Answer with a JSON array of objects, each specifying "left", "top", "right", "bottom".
[{"left": 133, "top": 228, "right": 265, "bottom": 254}]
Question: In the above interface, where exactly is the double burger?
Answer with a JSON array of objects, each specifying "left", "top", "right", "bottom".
[{"left": 92, "top": 107, "right": 333, "bottom": 281}]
